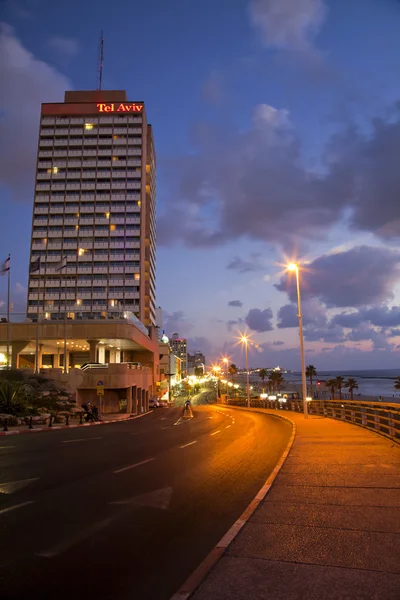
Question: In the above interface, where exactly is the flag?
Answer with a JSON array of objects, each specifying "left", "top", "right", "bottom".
[
  {"left": 55, "top": 255, "right": 67, "bottom": 271},
  {"left": 29, "top": 256, "right": 41, "bottom": 273},
  {"left": 0, "top": 256, "right": 10, "bottom": 275}
]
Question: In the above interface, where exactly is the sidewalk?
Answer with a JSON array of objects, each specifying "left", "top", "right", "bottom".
[
  {"left": 0, "top": 411, "right": 150, "bottom": 436},
  {"left": 186, "top": 408, "right": 400, "bottom": 599}
]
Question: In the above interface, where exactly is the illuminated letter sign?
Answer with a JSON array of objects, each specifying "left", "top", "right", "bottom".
[{"left": 97, "top": 103, "right": 143, "bottom": 113}]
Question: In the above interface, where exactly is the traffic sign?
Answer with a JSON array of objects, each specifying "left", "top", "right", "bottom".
[{"left": 97, "top": 380, "right": 104, "bottom": 396}]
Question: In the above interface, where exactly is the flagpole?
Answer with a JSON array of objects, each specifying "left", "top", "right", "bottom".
[
  {"left": 64, "top": 275, "right": 68, "bottom": 374},
  {"left": 6, "top": 254, "right": 10, "bottom": 368},
  {"left": 35, "top": 262, "right": 41, "bottom": 374}
]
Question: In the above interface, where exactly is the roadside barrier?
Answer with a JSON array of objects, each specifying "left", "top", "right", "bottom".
[{"left": 225, "top": 397, "right": 400, "bottom": 443}]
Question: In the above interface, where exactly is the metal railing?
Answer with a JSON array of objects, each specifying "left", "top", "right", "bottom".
[{"left": 224, "top": 397, "right": 400, "bottom": 444}]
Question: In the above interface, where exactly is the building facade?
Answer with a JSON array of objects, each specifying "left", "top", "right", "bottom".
[
  {"left": 169, "top": 333, "right": 187, "bottom": 377},
  {"left": 187, "top": 351, "right": 206, "bottom": 374},
  {"left": 27, "top": 90, "right": 156, "bottom": 328}
]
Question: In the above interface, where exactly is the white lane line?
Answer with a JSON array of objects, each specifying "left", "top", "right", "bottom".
[
  {"left": 37, "top": 515, "right": 115, "bottom": 558},
  {"left": 160, "top": 418, "right": 167, "bottom": 420},
  {"left": 225, "top": 425, "right": 231, "bottom": 429},
  {"left": 0, "top": 501, "right": 35, "bottom": 516},
  {"left": 0, "top": 478, "right": 39, "bottom": 495},
  {"left": 210, "top": 430, "right": 221, "bottom": 436},
  {"left": 180, "top": 441, "right": 197, "bottom": 448},
  {"left": 0, "top": 446, "right": 16, "bottom": 449},
  {"left": 62, "top": 437, "right": 102, "bottom": 443},
  {"left": 113, "top": 457, "right": 154, "bottom": 474}
]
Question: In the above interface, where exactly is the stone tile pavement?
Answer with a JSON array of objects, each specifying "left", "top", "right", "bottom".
[{"left": 190, "top": 410, "right": 400, "bottom": 600}]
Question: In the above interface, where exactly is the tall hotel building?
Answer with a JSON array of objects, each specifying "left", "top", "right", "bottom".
[{"left": 28, "top": 90, "right": 156, "bottom": 327}]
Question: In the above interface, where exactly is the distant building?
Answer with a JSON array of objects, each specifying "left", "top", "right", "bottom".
[
  {"left": 155, "top": 306, "right": 163, "bottom": 341},
  {"left": 169, "top": 333, "right": 187, "bottom": 377},
  {"left": 187, "top": 351, "right": 206, "bottom": 374}
]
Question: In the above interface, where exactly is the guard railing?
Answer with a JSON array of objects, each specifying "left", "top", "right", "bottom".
[{"left": 225, "top": 397, "right": 400, "bottom": 443}]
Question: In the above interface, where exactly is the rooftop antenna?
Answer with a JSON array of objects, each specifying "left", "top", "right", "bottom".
[{"left": 97, "top": 31, "right": 104, "bottom": 90}]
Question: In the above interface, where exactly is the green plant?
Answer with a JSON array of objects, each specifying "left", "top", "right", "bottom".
[
  {"left": 259, "top": 368, "right": 268, "bottom": 393},
  {"left": 306, "top": 365, "right": 317, "bottom": 395},
  {"left": 344, "top": 378, "right": 358, "bottom": 400}
]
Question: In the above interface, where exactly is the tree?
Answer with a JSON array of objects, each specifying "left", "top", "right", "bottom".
[
  {"left": 335, "top": 376, "right": 345, "bottom": 400},
  {"left": 269, "top": 371, "right": 285, "bottom": 393},
  {"left": 306, "top": 365, "right": 317, "bottom": 396},
  {"left": 344, "top": 377, "right": 358, "bottom": 400},
  {"left": 394, "top": 376, "right": 400, "bottom": 391},
  {"left": 194, "top": 366, "right": 203, "bottom": 377},
  {"left": 228, "top": 364, "right": 238, "bottom": 382},
  {"left": 326, "top": 379, "right": 336, "bottom": 400},
  {"left": 259, "top": 368, "right": 268, "bottom": 393}
]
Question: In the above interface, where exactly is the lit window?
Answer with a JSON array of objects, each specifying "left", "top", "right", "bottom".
[
  {"left": 110, "top": 299, "right": 115, "bottom": 307},
  {"left": 78, "top": 248, "right": 85, "bottom": 256},
  {"left": 75, "top": 225, "right": 79, "bottom": 230},
  {"left": 43, "top": 238, "right": 47, "bottom": 245},
  {"left": 112, "top": 156, "right": 118, "bottom": 161},
  {"left": 76, "top": 299, "right": 82, "bottom": 306},
  {"left": 146, "top": 164, "right": 150, "bottom": 173},
  {"left": 113, "top": 135, "right": 118, "bottom": 140},
  {"left": 146, "top": 185, "right": 150, "bottom": 193},
  {"left": 134, "top": 274, "right": 140, "bottom": 280},
  {"left": 105, "top": 212, "right": 110, "bottom": 219},
  {"left": 85, "top": 123, "right": 94, "bottom": 130},
  {"left": 110, "top": 224, "right": 116, "bottom": 231},
  {"left": 138, "top": 201, "right": 141, "bottom": 207}
]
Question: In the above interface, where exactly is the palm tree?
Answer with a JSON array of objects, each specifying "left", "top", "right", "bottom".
[
  {"left": 269, "top": 371, "right": 285, "bottom": 393},
  {"left": 394, "top": 376, "right": 400, "bottom": 391},
  {"left": 344, "top": 377, "right": 358, "bottom": 400},
  {"left": 335, "top": 376, "right": 345, "bottom": 400},
  {"left": 259, "top": 368, "right": 268, "bottom": 393},
  {"left": 228, "top": 363, "right": 238, "bottom": 383},
  {"left": 326, "top": 379, "right": 336, "bottom": 400},
  {"left": 306, "top": 365, "right": 317, "bottom": 396}
]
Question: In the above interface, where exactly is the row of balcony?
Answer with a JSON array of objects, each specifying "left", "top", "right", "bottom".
[
  {"left": 39, "top": 138, "right": 142, "bottom": 148},
  {"left": 28, "top": 292, "right": 140, "bottom": 301},
  {"left": 38, "top": 149, "right": 142, "bottom": 158},
  {"left": 37, "top": 160, "right": 141, "bottom": 170},
  {"left": 34, "top": 206, "right": 140, "bottom": 215},
  {"left": 36, "top": 182, "right": 141, "bottom": 191},
  {"left": 41, "top": 117, "right": 142, "bottom": 125},
  {"left": 29, "top": 277, "right": 139, "bottom": 287},
  {"left": 33, "top": 217, "right": 140, "bottom": 226},
  {"left": 40, "top": 127, "right": 142, "bottom": 136},
  {"left": 37, "top": 170, "right": 141, "bottom": 180}
]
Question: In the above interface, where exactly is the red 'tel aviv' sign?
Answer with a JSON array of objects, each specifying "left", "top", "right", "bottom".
[{"left": 97, "top": 103, "right": 143, "bottom": 113}]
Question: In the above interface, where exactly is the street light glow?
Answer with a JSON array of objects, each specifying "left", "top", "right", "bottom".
[{"left": 287, "top": 263, "right": 298, "bottom": 271}]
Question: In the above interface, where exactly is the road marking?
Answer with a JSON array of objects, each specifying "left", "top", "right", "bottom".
[
  {"left": 207, "top": 417, "right": 214, "bottom": 419},
  {"left": 38, "top": 515, "right": 115, "bottom": 558},
  {"left": 160, "top": 418, "right": 167, "bottom": 420},
  {"left": 62, "top": 437, "right": 102, "bottom": 444},
  {"left": 0, "top": 501, "right": 35, "bottom": 516},
  {"left": 113, "top": 457, "right": 154, "bottom": 474},
  {"left": 210, "top": 430, "right": 221, "bottom": 436},
  {"left": 0, "top": 478, "right": 39, "bottom": 495},
  {"left": 225, "top": 425, "right": 231, "bottom": 429},
  {"left": 180, "top": 441, "right": 197, "bottom": 448},
  {"left": 110, "top": 486, "right": 173, "bottom": 509},
  {"left": 0, "top": 445, "right": 16, "bottom": 449}
]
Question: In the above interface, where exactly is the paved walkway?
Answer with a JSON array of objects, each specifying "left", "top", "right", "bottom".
[{"left": 190, "top": 409, "right": 400, "bottom": 600}]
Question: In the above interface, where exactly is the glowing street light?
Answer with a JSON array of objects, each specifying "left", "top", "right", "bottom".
[
  {"left": 287, "top": 262, "right": 308, "bottom": 418},
  {"left": 240, "top": 335, "right": 250, "bottom": 408}
]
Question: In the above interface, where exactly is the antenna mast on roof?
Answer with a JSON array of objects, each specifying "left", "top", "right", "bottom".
[{"left": 97, "top": 31, "right": 104, "bottom": 90}]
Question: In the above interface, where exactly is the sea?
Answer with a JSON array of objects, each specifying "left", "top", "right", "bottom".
[{"left": 236, "top": 369, "right": 400, "bottom": 402}]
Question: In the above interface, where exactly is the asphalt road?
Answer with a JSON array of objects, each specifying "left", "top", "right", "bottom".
[{"left": 0, "top": 396, "right": 291, "bottom": 600}]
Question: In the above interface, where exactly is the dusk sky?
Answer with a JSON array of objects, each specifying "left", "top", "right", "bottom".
[{"left": 3, "top": 0, "right": 400, "bottom": 370}]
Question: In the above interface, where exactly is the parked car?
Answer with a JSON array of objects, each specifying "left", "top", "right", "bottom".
[
  {"left": 149, "top": 398, "right": 159, "bottom": 408},
  {"left": 158, "top": 399, "right": 169, "bottom": 407}
]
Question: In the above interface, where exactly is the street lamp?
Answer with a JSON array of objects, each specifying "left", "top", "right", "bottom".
[
  {"left": 240, "top": 335, "right": 250, "bottom": 408},
  {"left": 212, "top": 365, "right": 221, "bottom": 401},
  {"left": 287, "top": 263, "right": 308, "bottom": 418},
  {"left": 221, "top": 356, "right": 229, "bottom": 395}
]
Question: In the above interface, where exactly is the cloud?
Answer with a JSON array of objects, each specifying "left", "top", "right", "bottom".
[
  {"left": 163, "top": 310, "right": 193, "bottom": 336},
  {"left": 228, "top": 300, "right": 243, "bottom": 307},
  {"left": 227, "top": 318, "right": 244, "bottom": 331},
  {"left": 273, "top": 340, "right": 285, "bottom": 346},
  {"left": 0, "top": 23, "right": 71, "bottom": 205},
  {"left": 276, "top": 246, "right": 400, "bottom": 308},
  {"left": 277, "top": 298, "right": 327, "bottom": 328},
  {"left": 187, "top": 336, "right": 213, "bottom": 357},
  {"left": 332, "top": 306, "right": 400, "bottom": 329},
  {"left": 245, "top": 308, "right": 274, "bottom": 332},
  {"left": 158, "top": 103, "right": 340, "bottom": 251},
  {"left": 227, "top": 254, "right": 264, "bottom": 273},
  {"left": 48, "top": 35, "right": 79, "bottom": 58},
  {"left": 304, "top": 324, "right": 346, "bottom": 343},
  {"left": 248, "top": 0, "right": 327, "bottom": 51},
  {"left": 325, "top": 110, "right": 400, "bottom": 240}
]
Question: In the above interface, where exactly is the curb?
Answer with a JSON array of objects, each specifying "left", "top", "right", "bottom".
[
  {"left": 0, "top": 410, "right": 153, "bottom": 437},
  {"left": 170, "top": 407, "right": 296, "bottom": 600}
]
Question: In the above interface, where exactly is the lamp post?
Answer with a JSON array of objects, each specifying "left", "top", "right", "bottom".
[
  {"left": 240, "top": 336, "right": 250, "bottom": 408},
  {"left": 287, "top": 263, "right": 308, "bottom": 418},
  {"left": 222, "top": 357, "right": 229, "bottom": 395}
]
